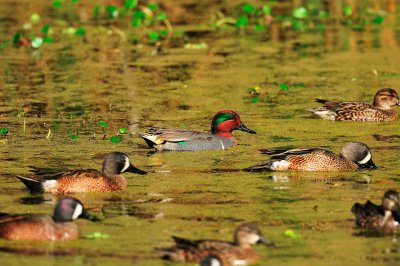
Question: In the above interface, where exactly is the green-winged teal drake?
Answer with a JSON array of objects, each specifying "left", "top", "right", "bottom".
[
  {"left": 15, "top": 152, "right": 146, "bottom": 194},
  {"left": 308, "top": 88, "right": 400, "bottom": 122},
  {"left": 351, "top": 190, "right": 400, "bottom": 232},
  {"left": 156, "top": 223, "right": 269, "bottom": 264},
  {"left": 244, "top": 142, "right": 376, "bottom": 172},
  {"left": 139, "top": 110, "right": 256, "bottom": 151},
  {"left": 0, "top": 197, "right": 99, "bottom": 240}
]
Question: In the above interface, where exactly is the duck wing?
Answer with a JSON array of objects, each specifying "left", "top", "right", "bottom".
[{"left": 139, "top": 127, "right": 202, "bottom": 144}]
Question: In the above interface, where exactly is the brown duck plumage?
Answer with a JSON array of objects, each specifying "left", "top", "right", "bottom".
[
  {"left": 308, "top": 88, "right": 400, "bottom": 122},
  {"left": 157, "top": 223, "right": 269, "bottom": 265},
  {"left": 244, "top": 142, "right": 376, "bottom": 172},
  {"left": 15, "top": 152, "right": 146, "bottom": 194}
]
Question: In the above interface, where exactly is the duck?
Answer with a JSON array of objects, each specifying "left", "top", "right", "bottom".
[
  {"left": 351, "top": 190, "right": 400, "bottom": 232},
  {"left": 0, "top": 197, "right": 99, "bottom": 240},
  {"left": 15, "top": 152, "right": 146, "bottom": 194},
  {"left": 243, "top": 142, "right": 376, "bottom": 172},
  {"left": 156, "top": 223, "right": 269, "bottom": 264},
  {"left": 307, "top": 88, "right": 400, "bottom": 122},
  {"left": 139, "top": 110, "right": 256, "bottom": 151}
]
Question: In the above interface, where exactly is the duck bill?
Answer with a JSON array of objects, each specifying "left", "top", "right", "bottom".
[
  {"left": 257, "top": 236, "right": 275, "bottom": 248},
  {"left": 358, "top": 159, "right": 377, "bottom": 170},
  {"left": 237, "top": 123, "right": 256, "bottom": 134},
  {"left": 126, "top": 164, "right": 147, "bottom": 175},
  {"left": 79, "top": 209, "right": 101, "bottom": 222}
]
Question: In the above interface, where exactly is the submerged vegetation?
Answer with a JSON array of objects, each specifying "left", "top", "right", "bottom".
[{"left": 0, "top": 0, "right": 392, "bottom": 51}]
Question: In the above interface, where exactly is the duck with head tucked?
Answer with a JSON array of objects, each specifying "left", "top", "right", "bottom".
[
  {"left": 156, "top": 223, "right": 270, "bottom": 265},
  {"left": 351, "top": 190, "right": 400, "bottom": 232},
  {"left": 244, "top": 142, "right": 376, "bottom": 172},
  {"left": 139, "top": 110, "right": 256, "bottom": 151},
  {"left": 308, "top": 88, "right": 400, "bottom": 122},
  {"left": 0, "top": 197, "right": 99, "bottom": 241},
  {"left": 15, "top": 152, "right": 146, "bottom": 194}
]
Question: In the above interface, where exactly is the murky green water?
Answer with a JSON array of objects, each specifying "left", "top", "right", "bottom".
[{"left": 1, "top": 0, "right": 400, "bottom": 265}]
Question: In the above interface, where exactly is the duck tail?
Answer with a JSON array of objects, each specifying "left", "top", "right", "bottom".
[
  {"left": 15, "top": 175, "right": 44, "bottom": 193},
  {"left": 315, "top": 98, "right": 328, "bottom": 104},
  {"left": 154, "top": 247, "right": 181, "bottom": 261},
  {"left": 351, "top": 201, "right": 381, "bottom": 226}
]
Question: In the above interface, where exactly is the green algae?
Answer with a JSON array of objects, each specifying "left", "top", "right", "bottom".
[{"left": 0, "top": 0, "right": 400, "bottom": 266}]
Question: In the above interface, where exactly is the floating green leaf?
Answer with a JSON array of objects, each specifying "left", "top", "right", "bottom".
[
  {"left": 69, "top": 135, "right": 80, "bottom": 139},
  {"left": 30, "top": 13, "right": 41, "bottom": 24},
  {"left": 372, "top": 15, "right": 384, "bottom": 25},
  {"left": 12, "top": 32, "right": 22, "bottom": 45},
  {"left": 106, "top": 5, "right": 119, "bottom": 18},
  {"left": 343, "top": 5, "right": 352, "bottom": 16},
  {"left": 254, "top": 24, "right": 264, "bottom": 31},
  {"left": 70, "top": 0, "right": 79, "bottom": 3},
  {"left": 119, "top": 127, "right": 127, "bottom": 134},
  {"left": 0, "top": 128, "right": 9, "bottom": 136},
  {"left": 242, "top": 4, "right": 255, "bottom": 14},
  {"left": 293, "top": 7, "right": 308, "bottom": 19},
  {"left": 43, "top": 36, "right": 53, "bottom": 43},
  {"left": 68, "top": 114, "right": 77, "bottom": 119},
  {"left": 284, "top": 230, "right": 302, "bottom": 238},
  {"left": 148, "top": 31, "right": 159, "bottom": 43},
  {"left": 42, "top": 25, "right": 50, "bottom": 35},
  {"left": 31, "top": 37, "right": 43, "bottom": 48},
  {"left": 235, "top": 15, "right": 248, "bottom": 28},
  {"left": 97, "top": 121, "right": 109, "bottom": 128},
  {"left": 157, "top": 12, "right": 167, "bottom": 21},
  {"left": 109, "top": 135, "right": 121, "bottom": 143},
  {"left": 148, "top": 3, "right": 158, "bottom": 11},
  {"left": 124, "top": 0, "right": 138, "bottom": 9},
  {"left": 0, "top": 41, "right": 8, "bottom": 49},
  {"left": 263, "top": 5, "right": 272, "bottom": 15},
  {"left": 93, "top": 5, "right": 101, "bottom": 19},
  {"left": 177, "top": 141, "right": 185, "bottom": 145},
  {"left": 75, "top": 27, "right": 85, "bottom": 36},
  {"left": 85, "top": 232, "right": 110, "bottom": 239},
  {"left": 132, "top": 10, "right": 145, "bottom": 27},
  {"left": 159, "top": 29, "right": 168, "bottom": 37},
  {"left": 279, "top": 83, "right": 289, "bottom": 90},
  {"left": 251, "top": 97, "right": 260, "bottom": 103},
  {"left": 52, "top": 0, "right": 62, "bottom": 8}
]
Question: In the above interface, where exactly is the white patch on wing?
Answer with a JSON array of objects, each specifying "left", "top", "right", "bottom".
[
  {"left": 358, "top": 152, "right": 371, "bottom": 164},
  {"left": 72, "top": 203, "right": 83, "bottom": 220},
  {"left": 43, "top": 180, "right": 58, "bottom": 192},
  {"left": 232, "top": 259, "right": 247, "bottom": 266},
  {"left": 271, "top": 160, "right": 290, "bottom": 170},
  {"left": 121, "top": 156, "right": 131, "bottom": 172}
]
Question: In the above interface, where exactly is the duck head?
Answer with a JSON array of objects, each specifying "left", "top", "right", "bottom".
[
  {"left": 233, "top": 223, "right": 271, "bottom": 248},
  {"left": 340, "top": 142, "right": 376, "bottom": 170},
  {"left": 211, "top": 110, "right": 256, "bottom": 138},
  {"left": 53, "top": 197, "right": 100, "bottom": 222},
  {"left": 373, "top": 88, "right": 400, "bottom": 109},
  {"left": 102, "top": 152, "right": 147, "bottom": 176}
]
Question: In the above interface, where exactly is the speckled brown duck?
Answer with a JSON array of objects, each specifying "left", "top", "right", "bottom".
[
  {"left": 139, "top": 110, "right": 256, "bottom": 151},
  {"left": 351, "top": 190, "right": 400, "bottom": 232},
  {"left": 308, "top": 88, "right": 400, "bottom": 122},
  {"left": 15, "top": 152, "right": 146, "bottom": 194},
  {"left": 156, "top": 223, "right": 269, "bottom": 265},
  {"left": 0, "top": 197, "right": 99, "bottom": 240},
  {"left": 244, "top": 142, "right": 376, "bottom": 172}
]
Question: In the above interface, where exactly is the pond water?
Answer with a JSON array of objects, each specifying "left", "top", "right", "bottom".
[{"left": 0, "top": 0, "right": 400, "bottom": 265}]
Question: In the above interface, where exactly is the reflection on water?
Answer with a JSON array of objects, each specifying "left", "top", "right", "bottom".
[{"left": 0, "top": 0, "right": 400, "bottom": 265}]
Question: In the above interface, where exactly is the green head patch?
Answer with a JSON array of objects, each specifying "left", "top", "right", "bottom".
[{"left": 211, "top": 112, "right": 237, "bottom": 133}]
